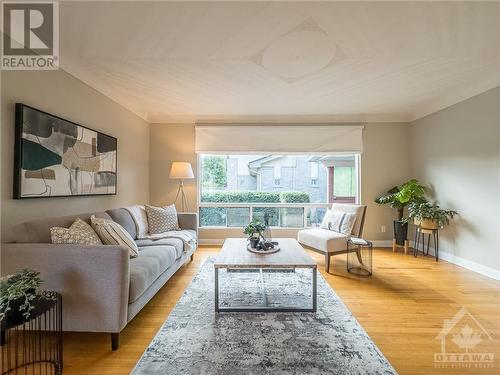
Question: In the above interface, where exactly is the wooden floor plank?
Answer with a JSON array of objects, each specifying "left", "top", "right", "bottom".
[{"left": 61, "top": 246, "right": 500, "bottom": 375}]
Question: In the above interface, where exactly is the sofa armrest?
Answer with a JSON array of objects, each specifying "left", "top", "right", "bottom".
[
  {"left": 0, "top": 243, "right": 130, "bottom": 333},
  {"left": 178, "top": 212, "right": 198, "bottom": 234}
]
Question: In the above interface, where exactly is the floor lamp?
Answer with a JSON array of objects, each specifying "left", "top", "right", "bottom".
[{"left": 169, "top": 162, "right": 194, "bottom": 212}]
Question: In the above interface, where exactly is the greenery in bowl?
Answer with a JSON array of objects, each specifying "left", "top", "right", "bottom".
[
  {"left": 243, "top": 219, "right": 266, "bottom": 239},
  {"left": 406, "top": 202, "right": 458, "bottom": 228},
  {"left": 375, "top": 179, "right": 427, "bottom": 220},
  {"left": 0, "top": 269, "right": 43, "bottom": 321}
]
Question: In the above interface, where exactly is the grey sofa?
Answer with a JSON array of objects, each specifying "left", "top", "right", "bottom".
[{"left": 0, "top": 207, "right": 198, "bottom": 350}]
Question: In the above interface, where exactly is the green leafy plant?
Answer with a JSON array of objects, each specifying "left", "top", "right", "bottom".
[
  {"left": 0, "top": 269, "right": 42, "bottom": 320},
  {"left": 375, "top": 179, "right": 426, "bottom": 220},
  {"left": 243, "top": 219, "right": 266, "bottom": 239},
  {"left": 406, "top": 201, "right": 458, "bottom": 227}
]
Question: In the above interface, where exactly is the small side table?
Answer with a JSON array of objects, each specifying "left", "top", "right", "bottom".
[
  {"left": 347, "top": 238, "right": 373, "bottom": 277},
  {"left": 1, "top": 291, "right": 62, "bottom": 375},
  {"left": 414, "top": 226, "right": 440, "bottom": 261}
]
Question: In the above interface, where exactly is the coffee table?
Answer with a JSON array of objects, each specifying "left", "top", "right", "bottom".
[{"left": 214, "top": 238, "right": 317, "bottom": 312}]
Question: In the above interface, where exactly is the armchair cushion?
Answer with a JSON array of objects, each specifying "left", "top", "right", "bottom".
[{"left": 298, "top": 228, "right": 349, "bottom": 254}]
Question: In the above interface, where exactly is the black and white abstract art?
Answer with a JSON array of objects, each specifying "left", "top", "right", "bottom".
[{"left": 14, "top": 104, "right": 117, "bottom": 199}]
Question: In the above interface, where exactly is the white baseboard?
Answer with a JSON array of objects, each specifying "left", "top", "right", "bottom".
[
  {"left": 408, "top": 240, "right": 500, "bottom": 281},
  {"left": 370, "top": 240, "right": 393, "bottom": 248},
  {"left": 199, "top": 238, "right": 500, "bottom": 281}
]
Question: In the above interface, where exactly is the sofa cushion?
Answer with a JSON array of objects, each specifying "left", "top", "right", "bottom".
[
  {"left": 106, "top": 208, "right": 137, "bottom": 239},
  {"left": 12, "top": 211, "right": 111, "bottom": 243},
  {"left": 298, "top": 228, "right": 349, "bottom": 254},
  {"left": 129, "top": 245, "right": 178, "bottom": 303}
]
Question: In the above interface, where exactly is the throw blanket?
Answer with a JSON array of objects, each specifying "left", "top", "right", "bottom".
[
  {"left": 125, "top": 205, "right": 196, "bottom": 253},
  {"left": 140, "top": 231, "right": 197, "bottom": 254}
]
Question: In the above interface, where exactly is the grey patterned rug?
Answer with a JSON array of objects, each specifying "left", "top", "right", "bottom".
[{"left": 132, "top": 258, "right": 397, "bottom": 375}]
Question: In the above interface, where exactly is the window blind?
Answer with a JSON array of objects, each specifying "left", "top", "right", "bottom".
[{"left": 195, "top": 125, "right": 363, "bottom": 154}]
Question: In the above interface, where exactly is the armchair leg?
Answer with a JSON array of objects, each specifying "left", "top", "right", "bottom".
[
  {"left": 325, "top": 253, "right": 330, "bottom": 273},
  {"left": 111, "top": 333, "right": 119, "bottom": 351}
]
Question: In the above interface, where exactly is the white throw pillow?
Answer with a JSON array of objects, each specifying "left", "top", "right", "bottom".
[
  {"left": 51, "top": 218, "right": 102, "bottom": 245},
  {"left": 319, "top": 209, "right": 332, "bottom": 229},
  {"left": 340, "top": 212, "right": 357, "bottom": 235},
  {"left": 328, "top": 212, "right": 357, "bottom": 235},
  {"left": 90, "top": 215, "right": 139, "bottom": 258},
  {"left": 145, "top": 204, "right": 180, "bottom": 234}
]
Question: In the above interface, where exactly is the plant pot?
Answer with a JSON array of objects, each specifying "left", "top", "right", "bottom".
[
  {"left": 249, "top": 237, "right": 260, "bottom": 249},
  {"left": 393, "top": 220, "right": 408, "bottom": 246},
  {"left": 418, "top": 218, "right": 439, "bottom": 230}
]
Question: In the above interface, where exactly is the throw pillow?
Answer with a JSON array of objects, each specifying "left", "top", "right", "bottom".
[
  {"left": 319, "top": 209, "right": 332, "bottom": 229},
  {"left": 328, "top": 212, "right": 357, "bottom": 235},
  {"left": 90, "top": 215, "right": 139, "bottom": 258},
  {"left": 51, "top": 218, "right": 102, "bottom": 245},
  {"left": 145, "top": 204, "right": 180, "bottom": 234},
  {"left": 327, "top": 211, "right": 345, "bottom": 233},
  {"left": 340, "top": 212, "right": 357, "bottom": 235}
]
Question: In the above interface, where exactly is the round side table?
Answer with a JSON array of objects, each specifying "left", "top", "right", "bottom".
[
  {"left": 1, "top": 291, "right": 62, "bottom": 375},
  {"left": 346, "top": 238, "right": 373, "bottom": 277}
]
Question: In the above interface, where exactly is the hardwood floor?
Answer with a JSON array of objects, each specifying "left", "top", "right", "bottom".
[{"left": 63, "top": 246, "right": 500, "bottom": 375}]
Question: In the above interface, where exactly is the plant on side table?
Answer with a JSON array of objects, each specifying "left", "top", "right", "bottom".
[
  {"left": 243, "top": 219, "right": 266, "bottom": 248},
  {"left": 407, "top": 202, "right": 458, "bottom": 229},
  {"left": 375, "top": 179, "right": 427, "bottom": 245}
]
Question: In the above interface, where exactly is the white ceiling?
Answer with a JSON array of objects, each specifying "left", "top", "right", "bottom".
[{"left": 59, "top": 1, "right": 500, "bottom": 123}]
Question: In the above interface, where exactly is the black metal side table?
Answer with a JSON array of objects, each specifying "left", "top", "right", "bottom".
[
  {"left": 1, "top": 291, "right": 62, "bottom": 375},
  {"left": 413, "top": 226, "right": 440, "bottom": 261},
  {"left": 347, "top": 238, "right": 373, "bottom": 277}
]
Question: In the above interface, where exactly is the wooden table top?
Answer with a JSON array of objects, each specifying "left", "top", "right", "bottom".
[{"left": 214, "top": 238, "right": 317, "bottom": 269}]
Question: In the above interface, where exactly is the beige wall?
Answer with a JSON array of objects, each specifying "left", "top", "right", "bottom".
[
  {"left": 410, "top": 87, "right": 500, "bottom": 273},
  {"left": 1, "top": 70, "right": 150, "bottom": 242},
  {"left": 150, "top": 122, "right": 411, "bottom": 242}
]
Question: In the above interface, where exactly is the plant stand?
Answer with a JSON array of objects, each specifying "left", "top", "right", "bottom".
[
  {"left": 413, "top": 226, "right": 439, "bottom": 261},
  {"left": 1, "top": 291, "right": 62, "bottom": 375},
  {"left": 392, "top": 239, "right": 409, "bottom": 254}
]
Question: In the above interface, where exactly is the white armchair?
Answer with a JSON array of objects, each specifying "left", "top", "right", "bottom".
[{"left": 298, "top": 204, "right": 367, "bottom": 272}]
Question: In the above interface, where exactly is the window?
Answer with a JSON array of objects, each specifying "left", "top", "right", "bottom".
[{"left": 199, "top": 154, "right": 360, "bottom": 227}]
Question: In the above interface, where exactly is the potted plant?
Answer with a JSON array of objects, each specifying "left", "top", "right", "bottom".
[
  {"left": 243, "top": 219, "right": 266, "bottom": 248},
  {"left": 407, "top": 202, "right": 457, "bottom": 229},
  {"left": 375, "top": 179, "right": 426, "bottom": 245},
  {"left": 1, "top": 269, "right": 43, "bottom": 323}
]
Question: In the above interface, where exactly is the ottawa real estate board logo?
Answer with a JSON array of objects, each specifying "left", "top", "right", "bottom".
[
  {"left": 435, "top": 307, "right": 494, "bottom": 369},
  {"left": 1, "top": 1, "right": 59, "bottom": 70}
]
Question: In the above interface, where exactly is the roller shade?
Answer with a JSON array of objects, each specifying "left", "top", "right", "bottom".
[{"left": 195, "top": 125, "right": 363, "bottom": 154}]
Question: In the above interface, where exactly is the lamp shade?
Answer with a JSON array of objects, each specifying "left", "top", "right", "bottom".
[{"left": 169, "top": 162, "right": 194, "bottom": 179}]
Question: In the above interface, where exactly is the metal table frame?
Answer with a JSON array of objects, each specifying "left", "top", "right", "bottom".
[{"left": 214, "top": 266, "right": 317, "bottom": 313}]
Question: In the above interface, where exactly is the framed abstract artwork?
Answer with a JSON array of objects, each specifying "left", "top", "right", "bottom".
[{"left": 14, "top": 103, "right": 118, "bottom": 199}]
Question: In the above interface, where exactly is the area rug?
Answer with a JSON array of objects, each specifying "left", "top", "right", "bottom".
[{"left": 132, "top": 258, "right": 397, "bottom": 375}]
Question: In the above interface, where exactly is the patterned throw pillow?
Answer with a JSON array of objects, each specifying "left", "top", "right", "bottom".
[
  {"left": 319, "top": 209, "right": 332, "bottom": 229},
  {"left": 51, "top": 218, "right": 102, "bottom": 245},
  {"left": 328, "top": 212, "right": 357, "bottom": 235},
  {"left": 145, "top": 204, "right": 180, "bottom": 234},
  {"left": 90, "top": 215, "right": 139, "bottom": 258}
]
